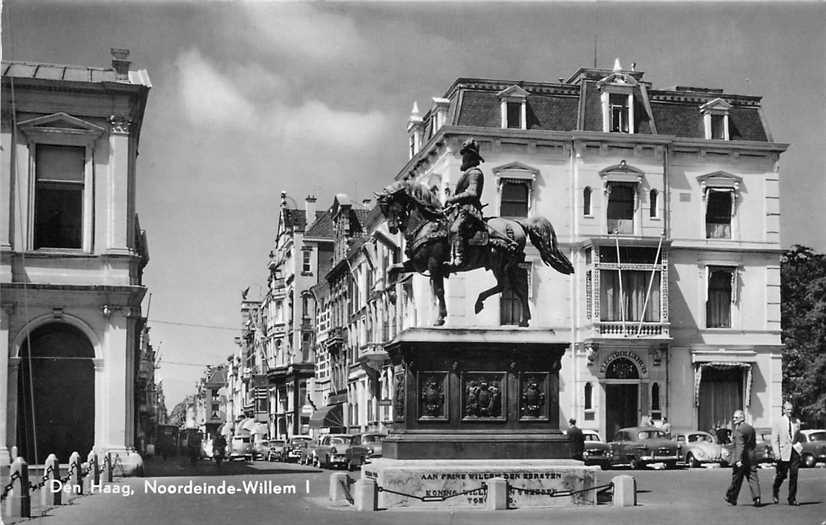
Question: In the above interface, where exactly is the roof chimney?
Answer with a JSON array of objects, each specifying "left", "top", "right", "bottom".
[
  {"left": 110, "top": 48, "right": 131, "bottom": 80},
  {"left": 305, "top": 194, "right": 318, "bottom": 221}
]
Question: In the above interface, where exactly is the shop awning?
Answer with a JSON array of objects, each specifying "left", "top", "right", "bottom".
[
  {"left": 694, "top": 361, "right": 753, "bottom": 407},
  {"left": 308, "top": 404, "right": 344, "bottom": 429},
  {"left": 239, "top": 418, "right": 268, "bottom": 435}
]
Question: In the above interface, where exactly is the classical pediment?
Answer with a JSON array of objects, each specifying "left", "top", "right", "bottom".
[
  {"left": 493, "top": 161, "right": 539, "bottom": 181},
  {"left": 697, "top": 171, "right": 742, "bottom": 191},
  {"left": 699, "top": 98, "right": 733, "bottom": 113},
  {"left": 496, "top": 85, "right": 529, "bottom": 99},
  {"left": 18, "top": 112, "right": 105, "bottom": 144}
]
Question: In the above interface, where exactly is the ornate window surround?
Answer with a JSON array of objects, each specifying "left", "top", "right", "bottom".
[
  {"left": 697, "top": 171, "right": 742, "bottom": 239},
  {"left": 18, "top": 112, "right": 105, "bottom": 253},
  {"left": 493, "top": 161, "right": 538, "bottom": 217},
  {"left": 496, "top": 85, "right": 528, "bottom": 130},
  {"left": 597, "top": 73, "right": 638, "bottom": 134},
  {"left": 599, "top": 161, "right": 645, "bottom": 235},
  {"left": 699, "top": 98, "right": 732, "bottom": 141}
]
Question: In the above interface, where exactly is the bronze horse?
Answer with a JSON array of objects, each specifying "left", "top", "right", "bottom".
[{"left": 376, "top": 180, "right": 573, "bottom": 326}]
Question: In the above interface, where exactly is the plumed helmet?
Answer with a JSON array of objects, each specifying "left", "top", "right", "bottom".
[{"left": 459, "top": 138, "right": 484, "bottom": 162}]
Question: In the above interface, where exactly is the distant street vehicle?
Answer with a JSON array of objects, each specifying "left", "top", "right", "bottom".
[
  {"left": 798, "top": 429, "right": 826, "bottom": 468},
  {"left": 718, "top": 427, "right": 774, "bottom": 466},
  {"left": 285, "top": 436, "right": 313, "bottom": 463},
  {"left": 581, "top": 429, "right": 613, "bottom": 468},
  {"left": 155, "top": 425, "right": 179, "bottom": 460},
  {"left": 310, "top": 434, "right": 370, "bottom": 470},
  {"left": 609, "top": 426, "right": 680, "bottom": 469},
  {"left": 253, "top": 439, "right": 270, "bottom": 460},
  {"left": 361, "top": 433, "right": 387, "bottom": 459},
  {"left": 230, "top": 434, "right": 253, "bottom": 461},
  {"left": 674, "top": 431, "right": 730, "bottom": 468},
  {"left": 267, "top": 439, "right": 286, "bottom": 462}
]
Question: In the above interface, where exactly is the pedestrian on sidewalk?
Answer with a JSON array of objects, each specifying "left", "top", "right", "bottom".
[
  {"left": 567, "top": 418, "right": 585, "bottom": 461},
  {"left": 723, "top": 409, "right": 762, "bottom": 507},
  {"left": 771, "top": 400, "right": 803, "bottom": 505}
]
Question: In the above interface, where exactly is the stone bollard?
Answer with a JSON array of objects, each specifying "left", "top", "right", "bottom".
[
  {"left": 69, "top": 451, "right": 83, "bottom": 496},
  {"left": 6, "top": 457, "right": 30, "bottom": 518},
  {"left": 329, "top": 472, "right": 351, "bottom": 504},
  {"left": 486, "top": 478, "right": 507, "bottom": 511},
  {"left": 104, "top": 452, "right": 113, "bottom": 482},
  {"left": 611, "top": 475, "right": 636, "bottom": 507},
  {"left": 354, "top": 477, "right": 377, "bottom": 511},
  {"left": 42, "top": 454, "right": 62, "bottom": 507},
  {"left": 85, "top": 451, "right": 99, "bottom": 494}
]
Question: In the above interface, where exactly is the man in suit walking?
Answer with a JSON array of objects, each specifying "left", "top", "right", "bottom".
[
  {"left": 723, "top": 409, "right": 762, "bottom": 506},
  {"left": 568, "top": 418, "right": 585, "bottom": 461},
  {"left": 771, "top": 401, "right": 802, "bottom": 505}
]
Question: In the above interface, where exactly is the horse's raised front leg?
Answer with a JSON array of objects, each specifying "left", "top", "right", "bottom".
[{"left": 429, "top": 260, "right": 447, "bottom": 326}]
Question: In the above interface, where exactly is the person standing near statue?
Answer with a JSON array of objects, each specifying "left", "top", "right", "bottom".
[
  {"left": 567, "top": 418, "right": 585, "bottom": 461},
  {"left": 771, "top": 401, "right": 802, "bottom": 505},
  {"left": 444, "top": 138, "right": 485, "bottom": 271},
  {"left": 723, "top": 409, "right": 762, "bottom": 507}
]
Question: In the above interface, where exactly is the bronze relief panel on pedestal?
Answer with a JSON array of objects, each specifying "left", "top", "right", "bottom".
[
  {"left": 418, "top": 372, "right": 449, "bottom": 421},
  {"left": 461, "top": 372, "right": 506, "bottom": 422},
  {"left": 519, "top": 373, "right": 550, "bottom": 421}
]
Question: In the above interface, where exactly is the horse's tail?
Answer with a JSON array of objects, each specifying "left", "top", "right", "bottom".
[{"left": 516, "top": 216, "right": 574, "bottom": 275}]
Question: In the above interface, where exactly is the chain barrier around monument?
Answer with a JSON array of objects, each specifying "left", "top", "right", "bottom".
[{"left": 376, "top": 482, "right": 488, "bottom": 503}]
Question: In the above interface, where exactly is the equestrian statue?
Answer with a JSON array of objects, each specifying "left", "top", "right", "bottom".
[{"left": 376, "top": 138, "right": 573, "bottom": 327}]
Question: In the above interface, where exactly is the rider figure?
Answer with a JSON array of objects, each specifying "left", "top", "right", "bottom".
[{"left": 445, "top": 138, "right": 485, "bottom": 271}]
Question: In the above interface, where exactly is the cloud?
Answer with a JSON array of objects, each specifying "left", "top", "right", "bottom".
[
  {"left": 175, "top": 49, "right": 390, "bottom": 152},
  {"left": 176, "top": 49, "right": 255, "bottom": 126},
  {"left": 239, "top": 3, "right": 371, "bottom": 64}
]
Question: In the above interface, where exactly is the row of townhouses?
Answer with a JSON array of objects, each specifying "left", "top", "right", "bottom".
[
  {"left": 219, "top": 60, "right": 789, "bottom": 442},
  {"left": 0, "top": 50, "right": 155, "bottom": 473}
]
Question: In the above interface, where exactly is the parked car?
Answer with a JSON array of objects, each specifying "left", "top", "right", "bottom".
[
  {"left": 267, "top": 439, "right": 287, "bottom": 462},
  {"left": 674, "top": 431, "right": 730, "bottom": 468},
  {"left": 285, "top": 435, "right": 313, "bottom": 463},
  {"left": 609, "top": 426, "right": 680, "bottom": 469},
  {"left": 230, "top": 434, "right": 253, "bottom": 461},
  {"left": 361, "top": 433, "right": 387, "bottom": 458},
  {"left": 798, "top": 429, "right": 826, "bottom": 468},
  {"left": 581, "top": 429, "right": 613, "bottom": 468},
  {"left": 253, "top": 438, "right": 270, "bottom": 460},
  {"left": 718, "top": 427, "right": 775, "bottom": 465},
  {"left": 310, "top": 434, "right": 370, "bottom": 470}
]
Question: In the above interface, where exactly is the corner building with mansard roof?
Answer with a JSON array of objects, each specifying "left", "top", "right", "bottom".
[{"left": 398, "top": 60, "right": 787, "bottom": 439}]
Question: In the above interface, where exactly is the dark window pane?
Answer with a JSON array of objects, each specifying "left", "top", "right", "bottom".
[
  {"left": 706, "top": 269, "right": 732, "bottom": 328},
  {"left": 506, "top": 102, "right": 521, "bottom": 128},
  {"left": 35, "top": 145, "right": 84, "bottom": 249},
  {"left": 711, "top": 115, "right": 725, "bottom": 139},
  {"left": 649, "top": 190, "right": 658, "bottom": 218},
  {"left": 607, "top": 183, "right": 634, "bottom": 234},
  {"left": 583, "top": 187, "right": 591, "bottom": 215},
  {"left": 706, "top": 191, "right": 732, "bottom": 239},
  {"left": 501, "top": 182, "right": 529, "bottom": 217}
]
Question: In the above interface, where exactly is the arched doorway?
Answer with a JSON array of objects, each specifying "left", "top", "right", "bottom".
[
  {"left": 17, "top": 323, "right": 95, "bottom": 463},
  {"left": 604, "top": 357, "right": 640, "bottom": 441}
]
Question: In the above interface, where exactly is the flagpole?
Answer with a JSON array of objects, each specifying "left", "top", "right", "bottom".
[
  {"left": 615, "top": 237, "right": 625, "bottom": 336},
  {"left": 637, "top": 235, "right": 663, "bottom": 336}
]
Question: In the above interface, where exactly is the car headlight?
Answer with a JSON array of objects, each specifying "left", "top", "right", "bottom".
[{"left": 582, "top": 451, "right": 590, "bottom": 457}]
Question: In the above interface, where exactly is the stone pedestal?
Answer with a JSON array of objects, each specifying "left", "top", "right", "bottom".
[
  {"left": 384, "top": 327, "right": 571, "bottom": 460},
  {"left": 363, "top": 458, "right": 598, "bottom": 509}
]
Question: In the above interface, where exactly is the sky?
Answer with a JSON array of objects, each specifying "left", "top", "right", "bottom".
[{"left": 3, "top": 1, "right": 825, "bottom": 409}]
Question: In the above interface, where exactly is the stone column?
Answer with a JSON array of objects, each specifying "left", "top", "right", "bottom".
[
  {"left": 106, "top": 116, "right": 132, "bottom": 255},
  {"left": 0, "top": 304, "right": 13, "bottom": 466},
  {"left": 7, "top": 357, "right": 20, "bottom": 462}
]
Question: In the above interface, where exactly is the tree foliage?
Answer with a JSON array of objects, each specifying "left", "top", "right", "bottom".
[{"left": 781, "top": 245, "right": 826, "bottom": 426}]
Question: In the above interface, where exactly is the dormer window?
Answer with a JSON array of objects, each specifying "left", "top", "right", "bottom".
[
  {"left": 700, "top": 98, "right": 732, "bottom": 141},
  {"left": 497, "top": 85, "right": 528, "bottom": 130},
  {"left": 428, "top": 97, "right": 450, "bottom": 138},
  {"left": 610, "top": 94, "right": 629, "bottom": 133}
]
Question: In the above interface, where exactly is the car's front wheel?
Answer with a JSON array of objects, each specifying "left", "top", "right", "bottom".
[
  {"left": 629, "top": 457, "right": 640, "bottom": 470},
  {"left": 686, "top": 453, "right": 700, "bottom": 469},
  {"left": 802, "top": 454, "right": 815, "bottom": 468}
]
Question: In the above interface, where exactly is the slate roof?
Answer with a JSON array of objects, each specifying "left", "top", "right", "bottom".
[
  {"left": 435, "top": 71, "right": 770, "bottom": 142},
  {"left": 305, "top": 210, "right": 333, "bottom": 239},
  {"left": 2, "top": 60, "right": 152, "bottom": 87}
]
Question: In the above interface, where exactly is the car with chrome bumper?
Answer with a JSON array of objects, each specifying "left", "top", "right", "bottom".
[
  {"left": 285, "top": 435, "right": 313, "bottom": 463},
  {"left": 361, "top": 432, "right": 387, "bottom": 459},
  {"left": 581, "top": 429, "right": 613, "bottom": 468},
  {"left": 798, "top": 429, "right": 826, "bottom": 468},
  {"left": 610, "top": 426, "right": 680, "bottom": 469},
  {"left": 310, "top": 434, "right": 370, "bottom": 470},
  {"left": 675, "top": 431, "right": 730, "bottom": 467}
]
